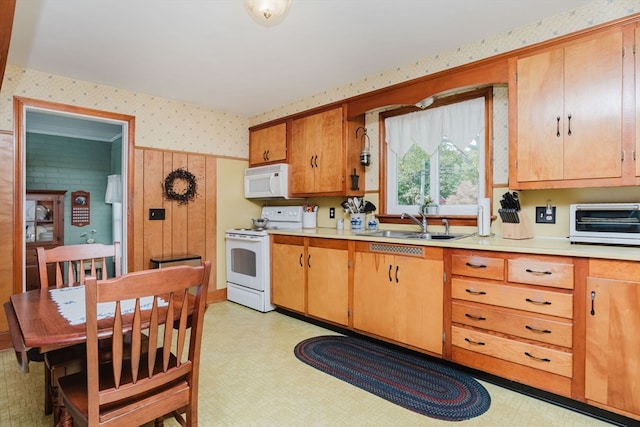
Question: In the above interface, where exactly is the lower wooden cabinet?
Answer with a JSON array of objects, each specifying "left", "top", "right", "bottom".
[
  {"left": 271, "top": 236, "right": 305, "bottom": 313},
  {"left": 306, "top": 239, "right": 349, "bottom": 325},
  {"left": 585, "top": 259, "right": 640, "bottom": 419},
  {"left": 271, "top": 235, "right": 349, "bottom": 326},
  {"left": 353, "top": 242, "right": 444, "bottom": 355},
  {"left": 447, "top": 249, "right": 575, "bottom": 397}
]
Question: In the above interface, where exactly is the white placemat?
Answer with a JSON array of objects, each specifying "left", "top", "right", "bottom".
[{"left": 49, "top": 285, "right": 168, "bottom": 326}]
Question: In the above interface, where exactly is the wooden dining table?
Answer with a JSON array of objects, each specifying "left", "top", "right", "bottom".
[{"left": 4, "top": 286, "right": 194, "bottom": 373}]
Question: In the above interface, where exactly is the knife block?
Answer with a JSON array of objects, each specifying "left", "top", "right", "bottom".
[{"left": 501, "top": 210, "right": 533, "bottom": 240}]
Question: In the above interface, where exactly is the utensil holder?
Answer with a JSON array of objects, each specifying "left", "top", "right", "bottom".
[
  {"left": 302, "top": 212, "right": 317, "bottom": 229},
  {"left": 501, "top": 210, "right": 533, "bottom": 240},
  {"left": 350, "top": 213, "right": 365, "bottom": 230}
]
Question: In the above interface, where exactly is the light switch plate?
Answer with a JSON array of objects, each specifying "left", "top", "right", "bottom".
[{"left": 149, "top": 208, "right": 165, "bottom": 220}]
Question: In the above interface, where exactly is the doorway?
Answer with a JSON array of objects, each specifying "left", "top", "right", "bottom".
[{"left": 13, "top": 97, "right": 135, "bottom": 293}]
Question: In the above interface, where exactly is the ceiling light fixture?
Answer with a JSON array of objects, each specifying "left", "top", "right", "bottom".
[{"left": 244, "top": 0, "right": 292, "bottom": 27}]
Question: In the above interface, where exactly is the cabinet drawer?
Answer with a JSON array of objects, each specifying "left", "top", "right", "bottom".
[
  {"left": 451, "top": 326, "right": 572, "bottom": 377},
  {"left": 451, "top": 254, "right": 504, "bottom": 280},
  {"left": 508, "top": 258, "right": 573, "bottom": 289},
  {"left": 451, "top": 301, "right": 572, "bottom": 347},
  {"left": 452, "top": 278, "right": 573, "bottom": 318}
]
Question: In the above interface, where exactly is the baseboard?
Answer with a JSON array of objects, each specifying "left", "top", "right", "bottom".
[{"left": 0, "top": 332, "right": 11, "bottom": 350}]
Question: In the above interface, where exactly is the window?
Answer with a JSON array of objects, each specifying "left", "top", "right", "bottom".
[{"left": 382, "top": 89, "right": 491, "bottom": 217}]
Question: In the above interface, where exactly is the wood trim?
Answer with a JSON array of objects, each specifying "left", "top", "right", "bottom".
[
  {"left": 0, "top": 0, "right": 16, "bottom": 91},
  {"left": 12, "top": 97, "right": 136, "bottom": 292},
  {"left": 207, "top": 288, "right": 227, "bottom": 304},
  {"left": 572, "top": 257, "right": 588, "bottom": 402},
  {"left": 0, "top": 331, "right": 12, "bottom": 351},
  {"left": 348, "top": 58, "right": 509, "bottom": 118}
]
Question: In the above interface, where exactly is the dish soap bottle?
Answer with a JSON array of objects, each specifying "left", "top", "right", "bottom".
[{"left": 367, "top": 213, "right": 378, "bottom": 231}]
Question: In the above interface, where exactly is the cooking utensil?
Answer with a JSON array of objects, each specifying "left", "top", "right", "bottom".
[
  {"left": 498, "top": 209, "right": 520, "bottom": 223},
  {"left": 347, "top": 198, "right": 356, "bottom": 214},
  {"left": 363, "top": 201, "right": 377, "bottom": 213},
  {"left": 353, "top": 197, "right": 361, "bottom": 212},
  {"left": 251, "top": 218, "right": 269, "bottom": 229},
  {"left": 512, "top": 191, "right": 521, "bottom": 210}
]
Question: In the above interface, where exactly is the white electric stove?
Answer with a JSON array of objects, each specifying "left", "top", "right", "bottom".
[{"left": 225, "top": 206, "right": 303, "bottom": 312}]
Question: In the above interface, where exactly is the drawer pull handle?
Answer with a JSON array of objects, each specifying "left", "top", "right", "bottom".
[
  {"left": 525, "top": 325, "right": 551, "bottom": 334},
  {"left": 465, "top": 289, "right": 487, "bottom": 296},
  {"left": 524, "top": 352, "right": 551, "bottom": 363},
  {"left": 525, "top": 268, "right": 552, "bottom": 275},
  {"left": 465, "top": 262, "right": 487, "bottom": 269},
  {"left": 465, "top": 313, "right": 486, "bottom": 321},
  {"left": 525, "top": 298, "right": 551, "bottom": 305},
  {"left": 464, "top": 337, "right": 485, "bottom": 346}
]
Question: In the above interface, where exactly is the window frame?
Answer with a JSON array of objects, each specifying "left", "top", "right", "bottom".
[{"left": 377, "top": 87, "right": 493, "bottom": 226}]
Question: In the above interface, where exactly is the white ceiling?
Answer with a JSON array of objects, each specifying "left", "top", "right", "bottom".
[{"left": 11, "top": 0, "right": 590, "bottom": 137}]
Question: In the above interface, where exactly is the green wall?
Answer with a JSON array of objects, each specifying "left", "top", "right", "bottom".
[{"left": 25, "top": 133, "right": 116, "bottom": 246}]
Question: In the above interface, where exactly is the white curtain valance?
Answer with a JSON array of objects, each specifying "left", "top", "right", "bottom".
[{"left": 385, "top": 97, "right": 484, "bottom": 157}]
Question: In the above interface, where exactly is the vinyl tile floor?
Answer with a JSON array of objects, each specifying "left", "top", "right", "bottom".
[{"left": 0, "top": 301, "right": 616, "bottom": 426}]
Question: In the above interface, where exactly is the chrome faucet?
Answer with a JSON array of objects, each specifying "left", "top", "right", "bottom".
[
  {"left": 442, "top": 218, "right": 450, "bottom": 235},
  {"left": 401, "top": 212, "right": 428, "bottom": 233}
]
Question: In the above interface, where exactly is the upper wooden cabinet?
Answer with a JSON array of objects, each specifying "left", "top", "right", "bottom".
[
  {"left": 249, "top": 122, "right": 287, "bottom": 166},
  {"left": 636, "top": 23, "right": 640, "bottom": 179},
  {"left": 289, "top": 106, "right": 365, "bottom": 197},
  {"left": 511, "top": 27, "right": 626, "bottom": 189}
]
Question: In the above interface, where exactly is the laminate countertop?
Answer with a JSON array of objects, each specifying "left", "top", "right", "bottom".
[{"left": 268, "top": 227, "right": 640, "bottom": 262}]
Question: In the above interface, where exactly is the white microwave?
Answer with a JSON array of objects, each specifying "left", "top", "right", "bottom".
[
  {"left": 570, "top": 203, "right": 640, "bottom": 246},
  {"left": 244, "top": 163, "right": 290, "bottom": 199}
]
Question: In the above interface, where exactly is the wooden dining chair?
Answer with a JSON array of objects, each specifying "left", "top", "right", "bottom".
[
  {"left": 57, "top": 261, "right": 211, "bottom": 427},
  {"left": 36, "top": 242, "right": 122, "bottom": 422}
]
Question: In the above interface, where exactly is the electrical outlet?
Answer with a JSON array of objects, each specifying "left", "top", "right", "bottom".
[
  {"left": 535, "top": 206, "right": 556, "bottom": 224},
  {"left": 329, "top": 207, "right": 335, "bottom": 219}
]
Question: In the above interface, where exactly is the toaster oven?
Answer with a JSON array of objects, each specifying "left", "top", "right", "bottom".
[{"left": 570, "top": 203, "right": 640, "bottom": 245}]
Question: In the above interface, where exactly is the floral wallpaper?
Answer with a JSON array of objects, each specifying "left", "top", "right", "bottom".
[
  {"left": 0, "top": 66, "right": 249, "bottom": 158},
  {"left": 1, "top": 0, "right": 638, "bottom": 170}
]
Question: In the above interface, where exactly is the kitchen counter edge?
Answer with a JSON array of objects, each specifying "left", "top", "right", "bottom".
[{"left": 268, "top": 228, "right": 640, "bottom": 262}]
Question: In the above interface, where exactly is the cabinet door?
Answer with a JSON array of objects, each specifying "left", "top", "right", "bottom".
[
  {"left": 636, "top": 24, "right": 640, "bottom": 178},
  {"left": 313, "top": 107, "right": 344, "bottom": 193},
  {"left": 353, "top": 251, "right": 395, "bottom": 339},
  {"left": 289, "top": 116, "right": 315, "bottom": 194},
  {"left": 271, "top": 242, "right": 305, "bottom": 312},
  {"left": 516, "top": 48, "right": 565, "bottom": 182},
  {"left": 515, "top": 29, "right": 623, "bottom": 184},
  {"left": 394, "top": 255, "right": 443, "bottom": 354},
  {"left": 249, "top": 123, "right": 287, "bottom": 166},
  {"left": 307, "top": 242, "right": 349, "bottom": 325},
  {"left": 290, "top": 107, "right": 344, "bottom": 195},
  {"left": 563, "top": 29, "right": 623, "bottom": 180},
  {"left": 585, "top": 277, "right": 640, "bottom": 415}
]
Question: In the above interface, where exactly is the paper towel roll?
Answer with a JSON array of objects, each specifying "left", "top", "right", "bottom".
[{"left": 477, "top": 198, "right": 491, "bottom": 236}]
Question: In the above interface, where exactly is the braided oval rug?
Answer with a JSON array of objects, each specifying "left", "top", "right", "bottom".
[{"left": 294, "top": 335, "right": 491, "bottom": 421}]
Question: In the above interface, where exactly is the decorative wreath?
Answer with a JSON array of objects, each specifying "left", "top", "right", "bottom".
[{"left": 163, "top": 168, "right": 197, "bottom": 205}]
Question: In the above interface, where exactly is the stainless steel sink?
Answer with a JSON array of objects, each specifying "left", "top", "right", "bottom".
[
  {"left": 358, "top": 230, "right": 415, "bottom": 239},
  {"left": 357, "top": 230, "right": 471, "bottom": 241}
]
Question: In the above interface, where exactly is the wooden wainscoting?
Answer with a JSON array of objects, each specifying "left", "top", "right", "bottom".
[
  {"left": 133, "top": 147, "right": 218, "bottom": 300},
  {"left": 0, "top": 131, "right": 15, "bottom": 332}
]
